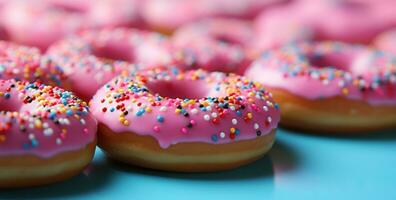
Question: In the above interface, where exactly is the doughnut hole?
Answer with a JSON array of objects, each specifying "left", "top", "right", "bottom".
[
  {"left": 308, "top": 52, "right": 356, "bottom": 71},
  {"left": 213, "top": 34, "right": 244, "bottom": 46},
  {"left": 145, "top": 79, "right": 211, "bottom": 99},
  {"left": 50, "top": 2, "right": 87, "bottom": 14},
  {"left": 91, "top": 41, "right": 135, "bottom": 62}
]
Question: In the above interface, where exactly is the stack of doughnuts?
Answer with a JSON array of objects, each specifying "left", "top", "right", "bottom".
[{"left": 0, "top": 0, "right": 395, "bottom": 187}]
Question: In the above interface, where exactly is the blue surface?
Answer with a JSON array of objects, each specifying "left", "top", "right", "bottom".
[{"left": 1, "top": 128, "right": 396, "bottom": 200}]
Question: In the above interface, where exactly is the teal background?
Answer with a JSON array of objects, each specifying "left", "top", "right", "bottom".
[{"left": 1, "top": 128, "right": 396, "bottom": 200}]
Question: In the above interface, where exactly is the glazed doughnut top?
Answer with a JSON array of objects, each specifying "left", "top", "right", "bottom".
[
  {"left": 91, "top": 68, "right": 280, "bottom": 148},
  {"left": 246, "top": 42, "right": 396, "bottom": 105},
  {"left": 0, "top": 41, "right": 65, "bottom": 85},
  {"left": 0, "top": 80, "right": 97, "bottom": 158}
]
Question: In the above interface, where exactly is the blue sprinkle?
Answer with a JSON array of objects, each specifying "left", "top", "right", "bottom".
[
  {"left": 136, "top": 109, "right": 145, "bottom": 117},
  {"left": 4, "top": 93, "right": 10, "bottom": 99},
  {"left": 66, "top": 109, "right": 73, "bottom": 116},
  {"left": 236, "top": 110, "right": 242, "bottom": 116},
  {"left": 211, "top": 134, "right": 218, "bottom": 142},
  {"left": 49, "top": 112, "right": 57, "bottom": 120},
  {"left": 110, "top": 108, "right": 115, "bottom": 112},
  {"left": 235, "top": 129, "right": 240, "bottom": 136},
  {"left": 157, "top": 115, "right": 164, "bottom": 123},
  {"left": 274, "top": 103, "right": 280, "bottom": 110},
  {"left": 31, "top": 139, "right": 39, "bottom": 147}
]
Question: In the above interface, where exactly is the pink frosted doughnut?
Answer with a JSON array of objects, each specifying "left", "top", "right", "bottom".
[
  {"left": 2, "top": 0, "right": 142, "bottom": 50},
  {"left": 90, "top": 68, "right": 280, "bottom": 171},
  {"left": 172, "top": 18, "right": 254, "bottom": 74},
  {"left": 141, "top": 0, "right": 212, "bottom": 34},
  {"left": 245, "top": 41, "right": 396, "bottom": 132},
  {"left": 207, "top": 0, "right": 289, "bottom": 19},
  {"left": 253, "top": 4, "right": 313, "bottom": 51},
  {"left": 0, "top": 79, "right": 97, "bottom": 187},
  {"left": 142, "top": 0, "right": 287, "bottom": 34},
  {"left": 254, "top": 0, "right": 391, "bottom": 51},
  {"left": 0, "top": 41, "right": 65, "bottom": 85},
  {"left": 46, "top": 28, "right": 177, "bottom": 101},
  {"left": 374, "top": 29, "right": 396, "bottom": 55}
]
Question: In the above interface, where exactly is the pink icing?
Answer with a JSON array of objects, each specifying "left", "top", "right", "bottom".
[
  {"left": 374, "top": 29, "right": 396, "bottom": 56},
  {"left": 45, "top": 28, "right": 177, "bottom": 100},
  {"left": 253, "top": 4, "right": 313, "bottom": 51},
  {"left": 141, "top": 0, "right": 286, "bottom": 31},
  {"left": 254, "top": 0, "right": 393, "bottom": 52},
  {"left": 172, "top": 18, "right": 254, "bottom": 75},
  {"left": 90, "top": 69, "right": 280, "bottom": 149},
  {"left": 0, "top": 79, "right": 97, "bottom": 158},
  {"left": 245, "top": 42, "right": 396, "bottom": 106},
  {"left": 1, "top": 0, "right": 142, "bottom": 50},
  {"left": 0, "top": 41, "right": 65, "bottom": 85}
]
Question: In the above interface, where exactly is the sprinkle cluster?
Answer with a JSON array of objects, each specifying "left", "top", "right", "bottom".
[
  {"left": 257, "top": 42, "right": 396, "bottom": 96},
  {"left": 94, "top": 68, "right": 280, "bottom": 147},
  {"left": 0, "top": 41, "right": 66, "bottom": 85},
  {"left": 172, "top": 19, "right": 252, "bottom": 74},
  {"left": 0, "top": 80, "right": 92, "bottom": 150}
]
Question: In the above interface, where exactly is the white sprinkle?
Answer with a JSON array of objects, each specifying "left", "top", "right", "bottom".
[
  {"left": 232, "top": 119, "right": 237, "bottom": 125},
  {"left": 203, "top": 114, "right": 210, "bottom": 121},
  {"left": 80, "top": 119, "right": 86, "bottom": 125},
  {"left": 263, "top": 106, "right": 269, "bottom": 112},
  {"left": 267, "top": 116, "right": 272, "bottom": 123},
  {"left": 220, "top": 132, "right": 226, "bottom": 138},
  {"left": 56, "top": 138, "right": 62, "bottom": 145},
  {"left": 230, "top": 106, "right": 236, "bottom": 111},
  {"left": 211, "top": 112, "right": 218, "bottom": 118},
  {"left": 63, "top": 119, "right": 70, "bottom": 125},
  {"left": 28, "top": 133, "right": 35, "bottom": 140},
  {"left": 44, "top": 128, "right": 54, "bottom": 136},
  {"left": 191, "top": 108, "right": 198, "bottom": 114},
  {"left": 254, "top": 123, "right": 259, "bottom": 130},
  {"left": 338, "top": 80, "right": 345, "bottom": 87},
  {"left": 206, "top": 106, "right": 212, "bottom": 111},
  {"left": 159, "top": 106, "right": 167, "bottom": 112}
]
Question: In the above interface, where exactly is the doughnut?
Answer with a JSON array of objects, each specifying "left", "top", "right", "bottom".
[
  {"left": 0, "top": 79, "right": 97, "bottom": 188},
  {"left": 141, "top": 0, "right": 286, "bottom": 34},
  {"left": 90, "top": 68, "right": 280, "bottom": 172},
  {"left": 254, "top": 0, "right": 391, "bottom": 50},
  {"left": 1, "top": 0, "right": 142, "bottom": 50},
  {"left": 172, "top": 18, "right": 254, "bottom": 75},
  {"left": 245, "top": 41, "right": 396, "bottom": 133},
  {"left": 374, "top": 29, "right": 396, "bottom": 55},
  {"left": 0, "top": 41, "right": 65, "bottom": 86},
  {"left": 208, "top": 0, "right": 288, "bottom": 19},
  {"left": 46, "top": 28, "right": 176, "bottom": 101},
  {"left": 141, "top": 0, "right": 212, "bottom": 34},
  {"left": 253, "top": 4, "right": 313, "bottom": 52}
]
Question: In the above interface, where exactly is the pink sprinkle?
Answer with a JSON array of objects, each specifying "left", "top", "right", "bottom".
[
  {"left": 181, "top": 127, "right": 188, "bottom": 134},
  {"left": 153, "top": 125, "right": 160, "bottom": 132},
  {"left": 190, "top": 120, "right": 196, "bottom": 125}
]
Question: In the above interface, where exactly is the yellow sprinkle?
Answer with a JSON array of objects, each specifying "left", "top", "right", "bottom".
[
  {"left": 35, "top": 120, "right": 42, "bottom": 129},
  {"left": 230, "top": 127, "right": 236, "bottom": 133},
  {"left": 175, "top": 109, "right": 181, "bottom": 114},
  {"left": 247, "top": 112, "right": 253, "bottom": 119},
  {"left": 0, "top": 135, "right": 6, "bottom": 142},
  {"left": 123, "top": 120, "right": 129, "bottom": 126},
  {"left": 146, "top": 107, "right": 152, "bottom": 113},
  {"left": 342, "top": 88, "right": 349, "bottom": 95}
]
